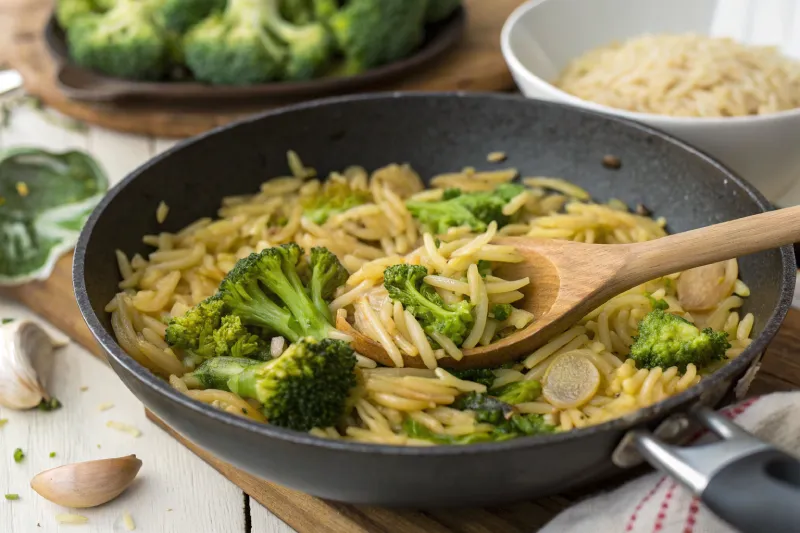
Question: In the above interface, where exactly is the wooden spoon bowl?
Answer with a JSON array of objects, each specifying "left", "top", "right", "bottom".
[{"left": 339, "top": 206, "right": 800, "bottom": 369}]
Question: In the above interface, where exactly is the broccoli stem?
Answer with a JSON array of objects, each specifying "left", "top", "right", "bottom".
[
  {"left": 260, "top": 261, "right": 331, "bottom": 339},
  {"left": 225, "top": 281, "right": 302, "bottom": 342},
  {"left": 185, "top": 357, "right": 261, "bottom": 391}
]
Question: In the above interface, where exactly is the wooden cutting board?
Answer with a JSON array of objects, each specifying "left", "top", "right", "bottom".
[
  {"left": 2, "top": 252, "right": 799, "bottom": 532},
  {"left": 3, "top": 0, "right": 523, "bottom": 138}
]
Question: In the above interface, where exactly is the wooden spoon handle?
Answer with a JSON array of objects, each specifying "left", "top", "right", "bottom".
[{"left": 622, "top": 205, "right": 800, "bottom": 283}]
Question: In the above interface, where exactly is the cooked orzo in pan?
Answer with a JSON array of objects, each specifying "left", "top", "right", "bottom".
[{"left": 107, "top": 152, "right": 753, "bottom": 445}]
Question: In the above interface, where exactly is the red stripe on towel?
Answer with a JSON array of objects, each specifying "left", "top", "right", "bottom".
[
  {"left": 652, "top": 481, "right": 677, "bottom": 532},
  {"left": 626, "top": 476, "right": 667, "bottom": 531},
  {"left": 682, "top": 497, "right": 701, "bottom": 533}
]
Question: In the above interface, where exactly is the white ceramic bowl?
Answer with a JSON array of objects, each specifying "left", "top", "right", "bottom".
[{"left": 501, "top": 0, "right": 800, "bottom": 203}]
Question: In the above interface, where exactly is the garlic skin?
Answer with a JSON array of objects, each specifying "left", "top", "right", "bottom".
[
  {"left": 0, "top": 319, "right": 66, "bottom": 409},
  {"left": 31, "top": 455, "right": 143, "bottom": 508}
]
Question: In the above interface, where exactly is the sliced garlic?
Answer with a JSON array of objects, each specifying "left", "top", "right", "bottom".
[
  {"left": 31, "top": 455, "right": 142, "bottom": 508},
  {"left": 542, "top": 350, "right": 601, "bottom": 409},
  {"left": 0, "top": 320, "right": 66, "bottom": 410}
]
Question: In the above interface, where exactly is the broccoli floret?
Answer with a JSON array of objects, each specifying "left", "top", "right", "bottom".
[
  {"left": 56, "top": 0, "right": 102, "bottom": 28},
  {"left": 157, "top": 0, "right": 226, "bottom": 33},
  {"left": 184, "top": 0, "right": 285, "bottom": 85},
  {"left": 425, "top": 0, "right": 461, "bottom": 23},
  {"left": 446, "top": 368, "right": 495, "bottom": 389},
  {"left": 629, "top": 309, "right": 731, "bottom": 371},
  {"left": 263, "top": 0, "right": 333, "bottom": 79},
  {"left": 406, "top": 183, "right": 526, "bottom": 235},
  {"left": 383, "top": 264, "right": 474, "bottom": 346},
  {"left": 280, "top": 0, "right": 314, "bottom": 24},
  {"left": 300, "top": 179, "right": 370, "bottom": 224},
  {"left": 219, "top": 244, "right": 339, "bottom": 342},
  {"left": 309, "top": 247, "right": 348, "bottom": 323},
  {"left": 213, "top": 315, "right": 271, "bottom": 359},
  {"left": 490, "top": 380, "right": 542, "bottom": 405},
  {"left": 66, "top": 0, "right": 169, "bottom": 80},
  {"left": 311, "top": 0, "right": 338, "bottom": 20},
  {"left": 191, "top": 338, "right": 357, "bottom": 430},
  {"left": 491, "top": 303, "right": 513, "bottom": 321},
  {"left": 165, "top": 296, "right": 226, "bottom": 361},
  {"left": 328, "top": 0, "right": 428, "bottom": 74}
]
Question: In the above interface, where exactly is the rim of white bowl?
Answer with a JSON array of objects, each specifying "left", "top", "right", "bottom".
[{"left": 500, "top": 0, "right": 800, "bottom": 126}]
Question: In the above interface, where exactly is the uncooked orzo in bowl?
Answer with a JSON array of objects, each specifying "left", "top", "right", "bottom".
[{"left": 553, "top": 33, "right": 800, "bottom": 117}]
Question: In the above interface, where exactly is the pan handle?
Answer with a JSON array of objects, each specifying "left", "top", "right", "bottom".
[{"left": 629, "top": 407, "right": 800, "bottom": 533}]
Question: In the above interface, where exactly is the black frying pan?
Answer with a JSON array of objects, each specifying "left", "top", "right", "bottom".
[{"left": 74, "top": 93, "right": 798, "bottom": 532}]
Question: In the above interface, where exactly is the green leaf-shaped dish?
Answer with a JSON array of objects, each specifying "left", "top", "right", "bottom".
[{"left": 0, "top": 147, "right": 108, "bottom": 285}]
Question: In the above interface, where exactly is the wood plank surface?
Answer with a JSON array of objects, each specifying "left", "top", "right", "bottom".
[{"left": 4, "top": 0, "right": 524, "bottom": 138}]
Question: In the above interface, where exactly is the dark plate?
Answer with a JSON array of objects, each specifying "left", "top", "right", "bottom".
[
  {"left": 44, "top": 9, "right": 466, "bottom": 103},
  {"left": 74, "top": 93, "right": 795, "bottom": 507}
]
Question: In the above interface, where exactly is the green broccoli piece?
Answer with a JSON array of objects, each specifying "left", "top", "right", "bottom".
[
  {"left": 263, "top": 0, "right": 333, "bottom": 79},
  {"left": 451, "top": 392, "right": 515, "bottom": 425},
  {"left": 190, "top": 338, "right": 357, "bottom": 430},
  {"left": 309, "top": 247, "right": 348, "bottom": 323},
  {"left": 491, "top": 303, "right": 513, "bottom": 321},
  {"left": 213, "top": 315, "right": 271, "bottom": 359},
  {"left": 165, "top": 296, "right": 226, "bottom": 361},
  {"left": 425, "top": 0, "right": 461, "bottom": 23},
  {"left": 404, "top": 409, "right": 556, "bottom": 445},
  {"left": 66, "top": 0, "right": 170, "bottom": 80},
  {"left": 56, "top": 0, "right": 102, "bottom": 28},
  {"left": 157, "top": 0, "right": 227, "bottom": 33},
  {"left": 402, "top": 417, "right": 498, "bottom": 444},
  {"left": 184, "top": 0, "right": 285, "bottom": 85},
  {"left": 630, "top": 309, "right": 731, "bottom": 371},
  {"left": 311, "top": 0, "right": 338, "bottom": 19},
  {"left": 646, "top": 294, "right": 670, "bottom": 311},
  {"left": 185, "top": 356, "right": 262, "bottom": 390},
  {"left": 383, "top": 264, "right": 474, "bottom": 346},
  {"left": 406, "top": 183, "right": 525, "bottom": 235},
  {"left": 490, "top": 380, "right": 542, "bottom": 405},
  {"left": 446, "top": 368, "right": 495, "bottom": 389},
  {"left": 490, "top": 413, "right": 557, "bottom": 438},
  {"left": 280, "top": 0, "right": 314, "bottom": 23},
  {"left": 219, "top": 244, "right": 339, "bottom": 342},
  {"left": 300, "top": 179, "right": 370, "bottom": 224},
  {"left": 328, "top": 0, "right": 428, "bottom": 74},
  {"left": 476, "top": 260, "right": 492, "bottom": 277}
]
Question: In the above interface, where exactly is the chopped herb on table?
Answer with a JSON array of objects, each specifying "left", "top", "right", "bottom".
[
  {"left": 0, "top": 418, "right": 7, "bottom": 428},
  {"left": 1, "top": 318, "right": 13, "bottom": 324},
  {"left": 38, "top": 397, "right": 62, "bottom": 411},
  {"left": 49, "top": 452, "right": 56, "bottom": 458},
  {"left": 4, "top": 494, "right": 19, "bottom": 500},
  {"left": 13, "top": 448, "right": 24, "bottom": 463}
]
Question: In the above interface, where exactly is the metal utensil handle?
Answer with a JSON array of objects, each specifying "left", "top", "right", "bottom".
[{"left": 630, "top": 407, "right": 800, "bottom": 533}]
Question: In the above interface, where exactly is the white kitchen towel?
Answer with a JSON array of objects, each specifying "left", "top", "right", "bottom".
[{"left": 539, "top": 392, "right": 800, "bottom": 533}]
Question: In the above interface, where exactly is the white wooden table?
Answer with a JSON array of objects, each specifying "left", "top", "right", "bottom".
[{"left": 0, "top": 107, "right": 291, "bottom": 533}]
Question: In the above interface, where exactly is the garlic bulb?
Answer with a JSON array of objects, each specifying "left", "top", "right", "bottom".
[
  {"left": 31, "top": 455, "right": 142, "bottom": 508},
  {"left": 0, "top": 319, "right": 67, "bottom": 409}
]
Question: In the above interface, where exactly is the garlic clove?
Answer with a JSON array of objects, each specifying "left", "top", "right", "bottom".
[
  {"left": 31, "top": 455, "right": 142, "bottom": 508},
  {"left": 0, "top": 320, "right": 65, "bottom": 409}
]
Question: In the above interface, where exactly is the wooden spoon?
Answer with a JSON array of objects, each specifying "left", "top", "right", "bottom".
[{"left": 337, "top": 206, "right": 800, "bottom": 369}]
